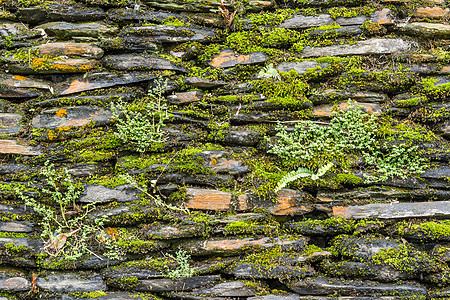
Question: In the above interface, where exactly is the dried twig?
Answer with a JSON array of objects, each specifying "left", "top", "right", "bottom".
[{"left": 218, "top": 0, "right": 239, "bottom": 27}]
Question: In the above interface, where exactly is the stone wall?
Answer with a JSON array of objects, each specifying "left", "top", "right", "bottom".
[{"left": 0, "top": 0, "right": 449, "bottom": 299}]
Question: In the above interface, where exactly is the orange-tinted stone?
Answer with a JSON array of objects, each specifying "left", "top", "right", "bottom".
[
  {"left": 184, "top": 188, "right": 232, "bottom": 211},
  {"left": 332, "top": 206, "right": 351, "bottom": 218},
  {"left": 35, "top": 42, "right": 104, "bottom": 59},
  {"left": 31, "top": 58, "right": 97, "bottom": 74},
  {"left": 268, "top": 189, "right": 314, "bottom": 216},
  {"left": 0, "top": 140, "right": 41, "bottom": 155},
  {"left": 416, "top": 7, "right": 449, "bottom": 18},
  {"left": 209, "top": 49, "right": 267, "bottom": 68}
]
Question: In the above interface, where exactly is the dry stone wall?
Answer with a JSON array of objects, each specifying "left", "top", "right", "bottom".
[{"left": 0, "top": 0, "right": 449, "bottom": 299}]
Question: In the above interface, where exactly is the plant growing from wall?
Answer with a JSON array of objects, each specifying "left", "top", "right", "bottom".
[
  {"left": 111, "top": 76, "right": 169, "bottom": 153},
  {"left": 268, "top": 101, "right": 427, "bottom": 187},
  {"left": 13, "top": 161, "right": 123, "bottom": 260},
  {"left": 165, "top": 249, "right": 194, "bottom": 279}
]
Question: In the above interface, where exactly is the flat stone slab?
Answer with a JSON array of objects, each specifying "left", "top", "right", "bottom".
[
  {"left": 55, "top": 72, "right": 154, "bottom": 95},
  {"left": 313, "top": 102, "right": 382, "bottom": 117},
  {"left": 184, "top": 188, "right": 233, "bottom": 211},
  {"left": 0, "top": 277, "right": 31, "bottom": 292},
  {"left": 34, "top": 42, "right": 104, "bottom": 58},
  {"left": 0, "top": 221, "right": 33, "bottom": 233},
  {"left": 278, "top": 14, "right": 333, "bottom": 29},
  {"left": 0, "top": 113, "right": 22, "bottom": 135},
  {"left": 107, "top": 8, "right": 187, "bottom": 23},
  {"left": 0, "top": 140, "right": 42, "bottom": 155},
  {"left": 190, "top": 281, "right": 257, "bottom": 297},
  {"left": 120, "top": 25, "right": 217, "bottom": 43},
  {"left": 32, "top": 106, "right": 114, "bottom": 130},
  {"left": 403, "top": 22, "right": 450, "bottom": 38},
  {"left": 180, "top": 236, "right": 307, "bottom": 256},
  {"left": 0, "top": 74, "right": 52, "bottom": 90},
  {"left": 300, "top": 38, "right": 412, "bottom": 57},
  {"left": 415, "top": 7, "right": 449, "bottom": 19},
  {"left": 10, "top": 58, "right": 98, "bottom": 74},
  {"left": 145, "top": 222, "right": 204, "bottom": 239},
  {"left": 79, "top": 184, "right": 140, "bottom": 203},
  {"left": 265, "top": 189, "right": 314, "bottom": 216},
  {"left": 286, "top": 277, "right": 427, "bottom": 296},
  {"left": 277, "top": 61, "right": 330, "bottom": 75},
  {"left": 36, "top": 272, "right": 106, "bottom": 293},
  {"left": 17, "top": 4, "right": 106, "bottom": 24},
  {"left": 209, "top": 49, "right": 268, "bottom": 68},
  {"left": 103, "top": 54, "right": 186, "bottom": 72},
  {"left": 36, "top": 22, "right": 119, "bottom": 39},
  {"left": 134, "top": 276, "right": 221, "bottom": 292},
  {"left": 333, "top": 201, "right": 450, "bottom": 219},
  {"left": 167, "top": 91, "right": 204, "bottom": 105}
]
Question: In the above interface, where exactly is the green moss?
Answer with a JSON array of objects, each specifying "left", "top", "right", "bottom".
[
  {"left": 396, "top": 220, "right": 450, "bottom": 241},
  {"left": 71, "top": 291, "right": 107, "bottom": 298},
  {"left": 247, "top": 9, "right": 296, "bottom": 26},
  {"left": 328, "top": 6, "right": 375, "bottom": 18},
  {"left": 361, "top": 21, "right": 387, "bottom": 35},
  {"left": 396, "top": 96, "right": 427, "bottom": 108},
  {"left": 223, "top": 218, "right": 279, "bottom": 236},
  {"left": 304, "top": 244, "right": 323, "bottom": 255},
  {"left": 418, "top": 77, "right": 450, "bottom": 100}
]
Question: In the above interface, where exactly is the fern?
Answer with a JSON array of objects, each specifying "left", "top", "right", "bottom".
[
  {"left": 275, "top": 163, "right": 333, "bottom": 192},
  {"left": 258, "top": 63, "right": 281, "bottom": 80}
]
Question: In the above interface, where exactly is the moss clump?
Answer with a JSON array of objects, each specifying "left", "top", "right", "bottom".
[
  {"left": 288, "top": 217, "right": 355, "bottom": 235},
  {"left": 418, "top": 77, "right": 450, "bottom": 100},
  {"left": 395, "top": 220, "right": 450, "bottom": 242},
  {"left": 247, "top": 9, "right": 296, "bottom": 26},
  {"left": 328, "top": 6, "right": 375, "bottom": 18},
  {"left": 223, "top": 218, "right": 279, "bottom": 236}
]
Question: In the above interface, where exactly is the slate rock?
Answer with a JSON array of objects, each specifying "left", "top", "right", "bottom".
[
  {"left": 168, "top": 91, "right": 204, "bottom": 105},
  {"left": 371, "top": 8, "right": 395, "bottom": 25},
  {"left": 190, "top": 281, "right": 256, "bottom": 297},
  {"left": 0, "top": 74, "right": 52, "bottom": 93},
  {"left": 31, "top": 106, "right": 114, "bottom": 130},
  {"left": 55, "top": 72, "right": 154, "bottom": 95},
  {"left": 309, "top": 25, "right": 362, "bottom": 37},
  {"left": 440, "top": 120, "right": 450, "bottom": 139},
  {"left": 179, "top": 236, "right": 307, "bottom": 256},
  {"left": 100, "top": 36, "right": 160, "bottom": 52},
  {"left": 40, "top": 255, "right": 123, "bottom": 270},
  {"left": 133, "top": 276, "right": 221, "bottom": 292},
  {"left": 229, "top": 263, "right": 314, "bottom": 279},
  {"left": 286, "top": 277, "right": 426, "bottom": 296},
  {"left": 79, "top": 184, "right": 140, "bottom": 203},
  {"left": 261, "top": 189, "right": 315, "bottom": 216},
  {"left": 0, "top": 113, "right": 22, "bottom": 135},
  {"left": 10, "top": 58, "right": 98, "bottom": 75},
  {"left": 415, "top": 7, "right": 449, "bottom": 19},
  {"left": 185, "top": 77, "right": 226, "bottom": 89},
  {"left": 36, "top": 22, "right": 119, "bottom": 39},
  {"left": 36, "top": 272, "right": 106, "bottom": 293},
  {"left": 0, "top": 140, "right": 42, "bottom": 155},
  {"left": 403, "top": 22, "right": 450, "bottom": 38},
  {"left": 0, "top": 21, "right": 44, "bottom": 40},
  {"left": 300, "top": 38, "right": 412, "bottom": 57},
  {"left": 278, "top": 14, "right": 333, "bottom": 29},
  {"left": 313, "top": 102, "right": 382, "bottom": 117},
  {"left": 249, "top": 295, "right": 299, "bottom": 300},
  {"left": 285, "top": 219, "right": 354, "bottom": 236},
  {"left": 0, "top": 221, "right": 33, "bottom": 233},
  {"left": 145, "top": 222, "right": 205, "bottom": 239},
  {"left": 333, "top": 201, "right": 450, "bottom": 219},
  {"left": 103, "top": 54, "right": 186, "bottom": 72},
  {"left": 277, "top": 61, "right": 330, "bottom": 75},
  {"left": 184, "top": 188, "right": 233, "bottom": 211},
  {"left": 209, "top": 49, "right": 268, "bottom": 68},
  {"left": 17, "top": 4, "right": 105, "bottom": 24},
  {"left": 35, "top": 42, "right": 104, "bottom": 59},
  {"left": 120, "top": 25, "right": 217, "bottom": 43},
  {"left": 142, "top": 0, "right": 270, "bottom": 13},
  {"left": 107, "top": 8, "right": 188, "bottom": 24},
  {"left": 335, "top": 15, "right": 368, "bottom": 25},
  {"left": 224, "top": 130, "right": 260, "bottom": 146},
  {"left": 83, "top": 292, "right": 157, "bottom": 300},
  {"left": 0, "top": 268, "right": 31, "bottom": 292}
]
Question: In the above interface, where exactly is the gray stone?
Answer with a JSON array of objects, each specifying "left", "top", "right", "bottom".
[
  {"left": 277, "top": 61, "right": 330, "bottom": 75},
  {"left": 31, "top": 106, "right": 115, "bottom": 130},
  {"left": 34, "top": 42, "right": 104, "bottom": 59},
  {"left": 224, "top": 130, "right": 260, "bottom": 146},
  {"left": 102, "top": 54, "right": 186, "bottom": 72},
  {"left": 185, "top": 77, "right": 226, "bottom": 88},
  {"left": 0, "top": 140, "right": 42, "bottom": 155},
  {"left": 168, "top": 91, "right": 204, "bottom": 105},
  {"left": 403, "top": 22, "right": 450, "bottom": 38},
  {"left": 80, "top": 185, "right": 140, "bottom": 204},
  {"left": 0, "top": 277, "right": 31, "bottom": 292},
  {"left": 145, "top": 222, "right": 205, "bottom": 239},
  {"left": 309, "top": 25, "right": 362, "bottom": 37},
  {"left": 0, "top": 221, "right": 33, "bottom": 233},
  {"left": 333, "top": 201, "right": 450, "bottom": 219},
  {"left": 249, "top": 295, "right": 299, "bottom": 300},
  {"left": 229, "top": 263, "right": 314, "bottom": 279},
  {"left": 193, "top": 281, "right": 256, "bottom": 297},
  {"left": 300, "top": 38, "right": 412, "bottom": 57},
  {"left": 17, "top": 4, "right": 105, "bottom": 24},
  {"left": 36, "top": 22, "right": 119, "bottom": 39},
  {"left": 107, "top": 8, "right": 187, "bottom": 24},
  {"left": 440, "top": 121, "right": 450, "bottom": 139},
  {"left": 55, "top": 72, "right": 154, "bottom": 95},
  {"left": 0, "top": 113, "right": 22, "bottom": 135},
  {"left": 0, "top": 21, "right": 44, "bottom": 40},
  {"left": 120, "top": 25, "right": 217, "bottom": 43},
  {"left": 36, "top": 272, "right": 106, "bottom": 293},
  {"left": 278, "top": 14, "right": 333, "bottom": 29},
  {"left": 335, "top": 15, "right": 368, "bottom": 25},
  {"left": 286, "top": 277, "right": 426, "bottom": 296},
  {"left": 134, "top": 276, "right": 221, "bottom": 292}
]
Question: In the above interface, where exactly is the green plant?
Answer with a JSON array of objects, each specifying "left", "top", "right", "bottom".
[
  {"left": 258, "top": 63, "right": 281, "bottom": 80},
  {"left": 119, "top": 174, "right": 189, "bottom": 213},
  {"left": 13, "top": 161, "right": 123, "bottom": 260},
  {"left": 275, "top": 163, "right": 333, "bottom": 191},
  {"left": 268, "top": 101, "right": 427, "bottom": 183},
  {"left": 111, "top": 76, "right": 169, "bottom": 153},
  {"left": 165, "top": 249, "right": 194, "bottom": 279}
]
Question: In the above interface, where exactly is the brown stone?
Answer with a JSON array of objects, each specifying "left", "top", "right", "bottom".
[
  {"left": 416, "top": 7, "right": 449, "bottom": 18},
  {"left": 0, "top": 74, "right": 52, "bottom": 90},
  {"left": 313, "top": 102, "right": 382, "bottom": 117},
  {"left": 16, "top": 58, "right": 98, "bottom": 74},
  {"left": 0, "top": 113, "right": 22, "bottom": 135},
  {"left": 268, "top": 189, "right": 314, "bottom": 216},
  {"left": 209, "top": 49, "right": 268, "bottom": 68},
  {"left": 371, "top": 8, "right": 395, "bottom": 25},
  {"left": 167, "top": 91, "right": 204, "bottom": 104},
  {"left": 184, "top": 188, "right": 233, "bottom": 211},
  {"left": 0, "top": 140, "right": 42, "bottom": 155},
  {"left": 35, "top": 42, "right": 104, "bottom": 59}
]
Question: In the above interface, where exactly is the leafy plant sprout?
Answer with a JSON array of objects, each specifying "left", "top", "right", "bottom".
[
  {"left": 165, "top": 249, "right": 194, "bottom": 279},
  {"left": 111, "top": 76, "right": 170, "bottom": 153}
]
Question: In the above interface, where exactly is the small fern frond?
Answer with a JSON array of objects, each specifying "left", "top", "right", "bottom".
[{"left": 275, "top": 168, "right": 313, "bottom": 192}]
